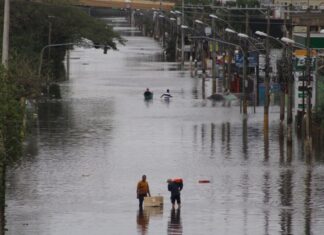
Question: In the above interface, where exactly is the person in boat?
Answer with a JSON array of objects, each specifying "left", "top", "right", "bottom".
[
  {"left": 144, "top": 88, "right": 153, "bottom": 99},
  {"left": 160, "top": 89, "right": 172, "bottom": 99},
  {"left": 137, "top": 175, "right": 151, "bottom": 210},
  {"left": 167, "top": 179, "right": 183, "bottom": 209}
]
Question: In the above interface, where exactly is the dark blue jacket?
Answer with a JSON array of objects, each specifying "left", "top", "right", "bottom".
[{"left": 168, "top": 182, "right": 183, "bottom": 197}]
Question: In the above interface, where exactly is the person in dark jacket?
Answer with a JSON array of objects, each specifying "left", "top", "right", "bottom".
[{"left": 167, "top": 179, "right": 183, "bottom": 209}]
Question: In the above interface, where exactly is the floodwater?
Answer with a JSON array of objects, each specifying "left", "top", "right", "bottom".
[{"left": 5, "top": 18, "right": 324, "bottom": 235}]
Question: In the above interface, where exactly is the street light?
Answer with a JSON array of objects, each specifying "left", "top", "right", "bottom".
[
  {"left": 256, "top": 30, "right": 289, "bottom": 124},
  {"left": 38, "top": 43, "right": 74, "bottom": 79},
  {"left": 209, "top": 14, "right": 218, "bottom": 20},
  {"left": 225, "top": 28, "right": 236, "bottom": 34},
  {"left": 255, "top": 31, "right": 267, "bottom": 37},
  {"left": 224, "top": 28, "right": 250, "bottom": 115},
  {"left": 281, "top": 37, "right": 295, "bottom": 44},
  {"left": 238, "top": 33, "right": 249, "bottom": 39},
  {"left": 194, "top": 19, "right": 204, "bottom": 25}
]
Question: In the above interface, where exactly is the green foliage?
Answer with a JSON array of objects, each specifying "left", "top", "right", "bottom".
[
  {"left": 0, "top": 0, "right": 123, "bottom": 82},
  {"left": 0, "top": 67, "right": 24, "bottom": 161},
  {"left": 236, "top": 0, "right": 260, "bottom": 7},
  {"left": 8, "top": 1, "right": 123, "bottom": 55},
  {"left": 0, "top": 0, "right": 124, "bottom": 161}
]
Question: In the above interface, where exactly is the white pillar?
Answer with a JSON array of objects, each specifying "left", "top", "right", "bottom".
[{"left": 2, "top": 0, "right": 10, "bottom": 68}]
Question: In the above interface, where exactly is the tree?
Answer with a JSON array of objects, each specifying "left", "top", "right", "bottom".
[
  {"left": 1, "top": 0, "right": 124, "bottom": 82},
  {"left": 0, "top": 0, "right": 124, "bottom": 160}
]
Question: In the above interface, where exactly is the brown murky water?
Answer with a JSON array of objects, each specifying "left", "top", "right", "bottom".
[{"left": 5, "top": 18, "right": 324, "bottom": 235}]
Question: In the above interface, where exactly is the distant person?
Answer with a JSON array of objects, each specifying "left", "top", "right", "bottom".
[
  {"left": 144, "top": 88, "right": 153, "bottom": 100},
  {"left": 167, "top": 179, "right": 183, "bottom": 209},
  {"left": 137, "top": 175, "right": 151, "bottom": 209},
  {"left": 160, "top": 89, "right": 172, "bottom": 99}
]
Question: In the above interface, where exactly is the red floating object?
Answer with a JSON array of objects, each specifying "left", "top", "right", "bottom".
[{"left": 198, "top": 180, "right": 210, "bottom": 183}]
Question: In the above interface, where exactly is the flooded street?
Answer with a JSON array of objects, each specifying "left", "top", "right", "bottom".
[{"left": 5, "top": 18, "right": 324, "bottom": 235}]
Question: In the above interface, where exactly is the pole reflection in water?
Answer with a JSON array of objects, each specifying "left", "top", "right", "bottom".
[
  {"left": 201, "top": 124, "right": 206, "bottom": 150},
  {"left": 279, "top": 168, "right": 293, "bottom": 235},
  {"left": 210, "top": 123, "right": 215, "bottom": 156},
  {"left": 221, "top": 122, "right": 231, "bottom": 158},
  {"left": 304, "top": 168, "right": 312, "bottom": 235},
  {"left": 242, "top": 119, "right": 248, "bottom": 160},
  {"left": 264, "top": 124, "right": 270, "bottom": 162},
  {"left": 279, "top": 125, "right": 285, "bottom": 164},
  {"left": 241, "top": 172, "right": 249, "bottom": 235},
  {"left": 263, "top": 171, "right": 270, "bottom": 235},
  {"left": 263, "top": 119, "right": 271, "bottom": 234},
  {"left": 167, "top": 208, "right": 182, "bottom": 235}
]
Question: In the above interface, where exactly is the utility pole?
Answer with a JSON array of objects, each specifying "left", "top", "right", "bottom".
[
  {"left": 2, "top": 0, "right": 10, "bottom": 68},
  {"left": 305, "top": 23, "right": 312, "bottom": 151},
  {"left": 202, "top": 39, "right": 206, "bottom": 99},
  {"left": 211, "top": 3, "right": 217, "bottom": 94},
  {"left": 181, "top": 0, "right": 185, "bottom": 66},
  {"left": 227, "top": 15, "right": 232, "bottom": 92},
  {"left": 280, "top": 11, "right": 287, "bottom": 124},
  {"left": 286, "top": 5, "right": 293, "bottom": 145},
  {"left": 264, "top": 8, "right": 271, "bottom": 130},
  {"left": 242, "top": 11, "right": 249, "bottom": 115}
]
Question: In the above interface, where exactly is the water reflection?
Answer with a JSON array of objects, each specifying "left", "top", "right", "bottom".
[
  {"left": 137, "top": 209, "right": 149, "bottom": 235},
  {"left": 263, "top": 171, "right": 270, "bottom": 235},
  {"left": 6, "top": 16, "right": 324, "bottom": 235},
  {"left": 221, "top": 122, "right": 231, "bottom": 157},
  {"left": 242, "top": 119, "right": 248, "bottom": 160},
  {"left": 304, "top": 168, "right": 312, "bottom": 235},
  {"left": 264, "top": 125, "right": 270, "bottom": 162},
  {"left": 278, "top": 125, "right": 284, "bottom": 164},
  {"left": 211, "top": 123, "right": 215, "bottom": 156},
  {"left": 144, "top": 99, "right": 153, "bottom": 108},
  {"left": 167, "top": 208, "right": 182, "bottom": 235},
  {"left": 137, "top": 207, "right": 163, "bottom": 235},
  {"left": 279, "top": 168, "right": 293, "bottom": 235}
]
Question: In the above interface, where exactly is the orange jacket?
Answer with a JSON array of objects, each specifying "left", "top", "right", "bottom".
[{"left": 137, "top": 180, "right": 150, "bottom": 196}]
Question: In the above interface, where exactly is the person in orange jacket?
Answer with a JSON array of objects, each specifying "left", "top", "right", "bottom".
[{"left": 137, "top": 175, "right": 151, "bottom": 209}]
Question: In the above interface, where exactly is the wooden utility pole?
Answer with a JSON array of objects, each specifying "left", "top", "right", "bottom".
[
  {"left": 280, "top": 10, "right": 287, "bottom": 124},
  {"left": 242, "top": 11, "right": 249, "bottom": 115},
  {"left": 211, "top": 1, "right": 217, "bottom": 94},
  {"left": 264, "top": 8, "right": 271, "bottom": 130},
  {"left": 305, "top": 23, "right": 312, "bottom": 151},
  {"left": 286, "top": 6, "right": 293, "bottom": 144}
]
